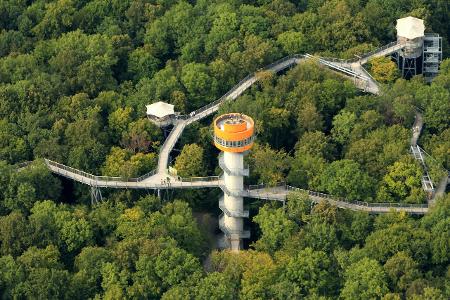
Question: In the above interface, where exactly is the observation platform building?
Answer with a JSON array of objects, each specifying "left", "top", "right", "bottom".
[{"left": 146, "top": 101, "right": 176, "bottom": 127}]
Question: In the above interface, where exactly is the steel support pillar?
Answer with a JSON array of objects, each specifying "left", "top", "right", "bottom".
[{"left": 90, "top": 186, "right": 102, "bottom": 205}]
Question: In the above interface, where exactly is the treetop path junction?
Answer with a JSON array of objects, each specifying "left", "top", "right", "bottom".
[{"left": 41, "top": 16, "right": 448, "bottom": 251}]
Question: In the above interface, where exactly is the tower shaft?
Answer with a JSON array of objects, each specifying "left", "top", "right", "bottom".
[
  {"left": 222, "top": 152, "right": 245, "bottom": 251},
  {"left": 213, "top": 113, "right": 255, "bottom": 251}
]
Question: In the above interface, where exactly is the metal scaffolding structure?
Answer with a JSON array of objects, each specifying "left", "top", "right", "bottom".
[{"left": 422, "top": 33, "right": 443, "bottom": 82}]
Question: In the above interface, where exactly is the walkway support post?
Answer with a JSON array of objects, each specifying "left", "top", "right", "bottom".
[{"left": 90, "top": 186, "right": 102, "bottom": 205}]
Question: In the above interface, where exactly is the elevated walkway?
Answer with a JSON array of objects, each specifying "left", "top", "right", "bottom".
[
  {"left": 157, "top": 121, "right": 186, "bottom": 174},
  {"left": 358, "top": 42, "right": 406, "bottom": 65},
  {"left": 411, "top": 112, "right": 423, "bottom": 147},
  {"left": 320, "top": 42, "right": 405, "bottom": 66},
  {"left": 38, "top": 47, "right": 447, "bottom": 213},
  {"left": 45, "top": 159, "right": 221, "bottom": 189},
  {"left": 44, "top": 157, "right": 436, "bottom": 215},
  {"left": 245, "top": 184, "right": 428, "bottom": 215},
  {"left": 410, "top": 145, "right": 435, "bottom": 193}
]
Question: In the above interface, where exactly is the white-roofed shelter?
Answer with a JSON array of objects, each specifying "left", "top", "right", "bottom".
[
  {"left": 146, "top": 101, "right": 176, "bottom": 127},
  {"left": 393, "top": 16, "right": 442, "bottom": 81},
  {"left": 396, "top": 16, "right": 425, "bottom": 58},
  {"left": 396, "top": 16, "right": 425, "bottom": 40}
]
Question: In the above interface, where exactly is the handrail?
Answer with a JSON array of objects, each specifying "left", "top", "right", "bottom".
[
  {"left": 286, "top": 186, "right": 427, "bottom": 208},
  {"left": 180, "top": 175, "right": 220, "bottom": 182},
  {"left": 244, "top": 182, "right": 428, "bottom": 210},
  {"left": 45, "top": 158, "right": 221, "bottom": 186},
  {"left": 320, "top": 41, "right": 404, "bottom": 64},
  {"left": 135, "top": 169, "right": 158, "bottom": 182},
  {"left": 45, "top": 159, "right": 125, "bottom": 182},
  {"left": 247, "top": 182, "right": 286, "bottom": 190}
]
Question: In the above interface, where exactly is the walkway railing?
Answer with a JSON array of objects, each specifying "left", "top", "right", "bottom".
[
  {"left": 45, "top": 159, "right": 159, "bottom": 183},
  {"left": 46, "top": 159, "right": 127, "bottom": 182},
  {"left": 288, "top": 185, "right": 427, "bottom": 208},
  {"left": 45, "top": 158, "right": 221, "bottom": 188},
  {"left": 180, "top": 175, "right": 220, "bottom": 182},
  {"left": 135, "top": 169, "right": 158, "bottom": 182},
  {"left": 320, "top": 41, "right": 404, "bottom": 64},
  {"left": 243, "top": 182, "right": 428, "bottom": 213}
]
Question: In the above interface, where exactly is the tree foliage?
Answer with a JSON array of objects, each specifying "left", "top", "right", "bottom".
[
  {"left": 0, "top": 0, "right": 448, "bottom": 298},
  {"left": 174, "top": 143, "right": 206, "bottom": 177}
]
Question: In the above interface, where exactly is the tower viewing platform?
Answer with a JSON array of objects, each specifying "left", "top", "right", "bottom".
[{"left": 213, "top": 113, "right": 255, "bottom": 251}]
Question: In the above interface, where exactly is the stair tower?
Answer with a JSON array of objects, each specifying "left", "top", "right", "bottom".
[
  {"left": 422, "top": 33, "right": 442, "bottom": 82},
  {"left": 213, "top": 113, "right": 255, "bottom": 251}
]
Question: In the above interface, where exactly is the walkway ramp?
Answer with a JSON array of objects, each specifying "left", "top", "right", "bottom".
[
  {"left": 45, "top": 159, "right": 221, "bottom": 189},
  {"left": 304, "top": 54, "right": 368, "bottom": 80},
  {"left": 157, "top": 121, "right": 186, "bottom": 174},
  {"left": 410, "top": 112, "right": 423, "bottom": 147},
  {"left": 245, "top": 185, "right": 428, "bottom": 215},
  {"left": 358, "top": 42, "right": 405, "bottom": 65},
  {"left": 183, "top": 56, "right": 303, "bottom": 126},
  {"left": 350, "top": 63, "right": 380, "bottom": 94},
  {"left": 304, "top": 54, "right": 377, "bottom": 94}
]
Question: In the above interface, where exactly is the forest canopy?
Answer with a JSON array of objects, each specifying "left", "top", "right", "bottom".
[{"left": 0, "top": 0, "right": 449, "bottom": 299}]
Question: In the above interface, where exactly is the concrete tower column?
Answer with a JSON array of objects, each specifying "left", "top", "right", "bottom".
[
  {"left": 223, "top": 152, "right": 244, "bottom": 232},
  {"left": 213, "top": 113, "right": 255, "bottom": 251}
]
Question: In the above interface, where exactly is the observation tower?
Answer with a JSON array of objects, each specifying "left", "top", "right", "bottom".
[
  {"left": 213, "top": 113, "right": 255, "bottom": 251},
  {"left": 395, "top": 16, "right": 442, "bottom": 81}
]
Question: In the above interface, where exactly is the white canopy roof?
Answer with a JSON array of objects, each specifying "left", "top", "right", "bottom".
[
  {"left": 146, "top": 101, "right": 175, "bottom": 118},
  {"left": 396, "top": 16, "right": 425, "bottom": 40}
]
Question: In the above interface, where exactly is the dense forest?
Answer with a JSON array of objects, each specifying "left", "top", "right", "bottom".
[{"left": 0, "top": 0, "right": 449, "bottom": 299}]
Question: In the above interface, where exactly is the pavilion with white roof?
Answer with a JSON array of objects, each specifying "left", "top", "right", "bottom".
[
  {"left": 396, "top": 16, "right": 425, "bottom": 59},
  {"left": 146, "top": 101, "right": 176, "bottom": 127},
  {"left": 396, "top": 16, "right": 425, "bottom": 40}
]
